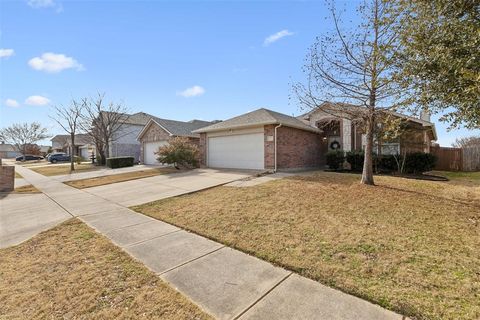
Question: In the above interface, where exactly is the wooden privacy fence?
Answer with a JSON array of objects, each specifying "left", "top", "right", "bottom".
[
  {"left": 431, "top": 145, "right": 480, "bottom": 171},
  {"left": 463, "top": 146, "right": 480, "bottom": 171}
]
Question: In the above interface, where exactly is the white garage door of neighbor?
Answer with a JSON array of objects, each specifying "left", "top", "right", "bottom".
[
  {"left": 208, "top": 133, "right": 264, "bottom": 170},
  {"left": 144, "top": 141, "right": 168, "bottom": 165}
]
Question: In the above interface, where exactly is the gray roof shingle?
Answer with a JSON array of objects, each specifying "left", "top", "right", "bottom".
[
  {"left": 149, "top": 117, "right": 213, "bottom": 137},
  {"left": 193, "top": 108, "right": 319, "bottom": 133}
]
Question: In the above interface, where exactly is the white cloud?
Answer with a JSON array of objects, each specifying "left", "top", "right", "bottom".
[
  {"left": 27, "top": 0, "right": 63, "bottom": 13},
  {"left": 27, "top": 0, "right": 54, "bottom": 8},
  {"left": 177, "top": 85, "right": 205, "bottom": 98},
  {"left": 0, "top": 49, "right": 14, "bottom": 58},
  {"left": 28, "top": 52, "right": 84, "bottom": 73},
  {"left": 5, "top": 99, "right": 19, "bottom": 107},
  {"left": 25, "top": 95, "right": 51, "bottom": 106},
  {"left": 263, "top": 29, "right": 294, "bottom": 46}
]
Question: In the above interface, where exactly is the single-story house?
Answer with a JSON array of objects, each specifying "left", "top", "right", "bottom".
[
  {"left": 0, "top": 143, "right": 21, "bottom": 159},
  {"left": 193, "top": 105, "right": 438, "bottom": 171},
  {"left": 51, "top": 134, "right": 94, "bottom": 158},
  {"left": 137, "top": 117, "right": 214, "bottom": 164},
  {"left": 193, "top": 108, "right": 323, "bottom": 171}
]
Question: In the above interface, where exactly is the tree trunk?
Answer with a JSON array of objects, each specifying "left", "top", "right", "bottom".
[
  {"left": 361, "top": 118, "right": 375, "bottom": 185},
  {"left": 70, "top": 133, "right": 75, "bottom": 172}
]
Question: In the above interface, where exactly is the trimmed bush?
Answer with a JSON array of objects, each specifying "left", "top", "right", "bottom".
[
  {"left": 378, "top": 155, "right": 398, "bottom": 172},
  {"left": 346, "top": 151, "right": 364, "bottom": 172},
  {"left": 106, "top": 156, "right": 134, "bottom": 169},
  {"left": 156, "top": 137, "right": 199, "bottom": 169},
  {"left": 326, "top": 150, "right": 345, "bottom": 170},
  {"left": 404, "top": 152, "right": 437, "bottom": 174}
]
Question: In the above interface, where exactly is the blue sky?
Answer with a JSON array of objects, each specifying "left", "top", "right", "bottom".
[{"left": 0, "top": 0, "right": 478, "bottom": 146}]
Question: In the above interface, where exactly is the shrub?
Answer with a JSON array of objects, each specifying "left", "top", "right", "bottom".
[
  {"left": 404, "top": 152, "right": 437, "bottom": 174},
  {"left": 326, "top": 150, "right": 345, "bottom": 170},
  {"left": 345, "top": 151, "right": 364, "bottom": 172},
  {"left": 156, "top": 137, "right": 199, "bottom": 169},
  {"left": 106, "top": 156, "right": 134, "bottom": 169},
  {"left": 378, "top": 155, "right": 398, "bottom": 172},
  {"left": 73, "top": 156, "right": 84, "bottom": 164}
]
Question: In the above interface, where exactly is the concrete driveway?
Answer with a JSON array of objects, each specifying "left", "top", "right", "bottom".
[
  {"left": 0, "top": 193, "right": 71, "bottom": 248},
  {"left": 84, "top": 168, "right": 253, "bottom": 207}
]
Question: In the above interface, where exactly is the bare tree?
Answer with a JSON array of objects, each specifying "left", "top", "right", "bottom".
[
  {"left": 0, "top": 122, "right": 49, "bottom": 160},
  {"left": 294, "top": 0, "right": 404, "bottom": 185},
  {"left": 50, "top": 100, "right": 84, "bottom": 171},
  {"left": 452, "top": 136, "right": 480, "bottom": 148},
  {"left": 81, "top": 93, "right": 130, "bottom": 165}
]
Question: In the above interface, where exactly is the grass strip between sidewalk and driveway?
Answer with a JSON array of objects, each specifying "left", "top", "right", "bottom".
[
  {"left": 30, "top": 163, "right": 100, "bottom": 176},
  {"left": 64, "top": 167, "right": 179, "bottom": 189},
  {"left": 13, "top": 184, "right": 42, "bottom": 194},
  {"left": 132, "top": 171, "right": 480, "bottom": 320},
  {"left": 0, "top": 219, "right": 212, "bottom": 320}
]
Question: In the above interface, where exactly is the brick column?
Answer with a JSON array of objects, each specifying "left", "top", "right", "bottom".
[{"left": 0, "top": 166, "right": 14, "bottom": 192}]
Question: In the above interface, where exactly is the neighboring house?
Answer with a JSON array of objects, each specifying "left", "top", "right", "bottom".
[
  {"left": 0, "top": 142, "right": 21, "bottom": 159},
  {"left": 193, "top": 104, "right": 438, "bottom": 171},
  {"left": 104, "top": 112, "right": 155, "bottom": 162},
  {"left": 137, "top": 117, "right": 214, "bottom": 164},
  {"left": 193, "top": 108, "right": 322, "bottom": 171},
  {"left": 51, "top": 134, "right": 94, "bottom": 158},
  {"left": 298, "top": 102, "right": 437, "bottom": 156}
]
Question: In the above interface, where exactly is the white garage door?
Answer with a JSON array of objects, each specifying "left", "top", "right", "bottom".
[
  {"left": 208, "top": 133, "right": 264, "bottom": 170},
  {"left": 144, "top": 141, "right": 168, "bottom": 165}
]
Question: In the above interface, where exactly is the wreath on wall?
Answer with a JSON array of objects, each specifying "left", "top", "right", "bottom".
[{"left": 330, "top": 141, "right": 341, "bottom": 150}]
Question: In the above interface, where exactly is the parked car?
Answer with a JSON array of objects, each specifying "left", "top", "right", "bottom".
[
  {"left": 45, "top": 153, "right": 52, "bottom": 161},
  {"left": 48, "top": 153, "right": 71, "bottom": 163},
  {"left": 15, "top": 155, "right": 44, "bottom": 161}
]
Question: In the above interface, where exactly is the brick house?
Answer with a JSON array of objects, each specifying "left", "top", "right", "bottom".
[
  {"left": 298, "top": 102, "right": 437, "bottom": 156},
  {"left": 192, "top": 106, "right": 437, "bottom": 171},
  {"left": 137, "top": 117, "right": 214, "bottom": 164},
  {"left": 193, "top": 108, "right": 323, "bottom": 171}
]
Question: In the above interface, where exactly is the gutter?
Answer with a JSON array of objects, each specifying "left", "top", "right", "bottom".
[{"left": 274, "top": 123, "right": 282, "bottom": 172}]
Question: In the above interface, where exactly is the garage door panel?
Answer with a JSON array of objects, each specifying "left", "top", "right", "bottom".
[
  {"left": 208, "top": 133, "right": 264, "bottom": 170},
  {"left": 144, "top": 141, "right": 168, "bottom": 165}
]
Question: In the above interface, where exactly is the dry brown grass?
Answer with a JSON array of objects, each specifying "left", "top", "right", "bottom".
[
  {"left": 13, "top": 184, "right": 41, "bottom": 193},
  {"left": 65, "top": 167, "right": 179, "bottom": 189},
  {"left": 133, "top": 171, "right": 480, "bottom": 320},
  {"left": 0, "top": 219, "right": 212, "bottom": 320},
  {"left": 31, "top": 163, "right": 100, "bottom": 176}
]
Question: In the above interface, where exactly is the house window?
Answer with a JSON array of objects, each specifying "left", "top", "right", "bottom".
[{"left": 380, "top": 143, "right": 400, "bottom": 155}]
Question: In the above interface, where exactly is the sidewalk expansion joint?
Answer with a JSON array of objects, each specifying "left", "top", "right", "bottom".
[
  {"left": 123, "top": 229, "right": 182, "bottom": 248},
  {"left": 232, "top": 272, "right": 293, "bottom": 320},
  {"left": 157, "top": 245, "right": 226, "bottom": 276}
]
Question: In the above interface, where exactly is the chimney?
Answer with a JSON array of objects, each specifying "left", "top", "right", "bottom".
[{"left": 420, "top": 110, "right": 431, "bottom": 122}]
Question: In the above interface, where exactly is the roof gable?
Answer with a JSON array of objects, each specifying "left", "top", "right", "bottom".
[
  {"left": 193, "top": 108, "right": 320, "bottom": 133},
  {"left": 137, "top": 117, "right": 214, "bottom": 140}
]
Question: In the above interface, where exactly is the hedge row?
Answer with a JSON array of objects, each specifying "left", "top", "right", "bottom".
[
  {"left": 106, "top": 156, "right": 135, "bottom": 169},
  {"left": 326, "top": 150, "right": 437, "bottom": 174}
]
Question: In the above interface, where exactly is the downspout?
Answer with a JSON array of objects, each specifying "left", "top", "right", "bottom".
[{"left": 274, "top": 124, "right": 283, "bottom": 172}]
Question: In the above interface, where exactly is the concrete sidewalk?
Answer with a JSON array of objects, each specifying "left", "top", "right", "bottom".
[
  {"left": 51, "top": 164, "right": 167, "bottom": 182},
  {"left": 0, "top": 193, "right": 71, "bottom": 248},
  {"left": 10, "top": 165, "right": 404, "bottom": 320}
]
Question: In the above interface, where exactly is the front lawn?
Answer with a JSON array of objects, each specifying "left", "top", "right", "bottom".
[
  {"left": 31, "top": 163, "right": 100, "bottom": 176},
  {"left": 14, "top": 171, "right": 22, "bottom": 178},
  {"left": 0, "top": 219, "right": 211, "bottom": 320},
  {"left": 133, "top": 171, "right": 480, "bottom": 320},
  {"left": 65, "top": 167, "right": 179, "bottom": 189}
]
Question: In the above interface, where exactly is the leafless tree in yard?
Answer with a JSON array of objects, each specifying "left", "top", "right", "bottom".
[
  {"left": 293, "top": 0, "right": 406, "bottom": 185},
  {"left": 81, "top": 93, "right": 130, "bottom": 165},
  {"left": 0, "top": 122, "right": 50, "bottom": 161},
  {"left": 50, "top": 101, "right": 84, "bottom": 171},
  {"left": 452, "top": 136, "right": 480, "bottom": 148}
]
